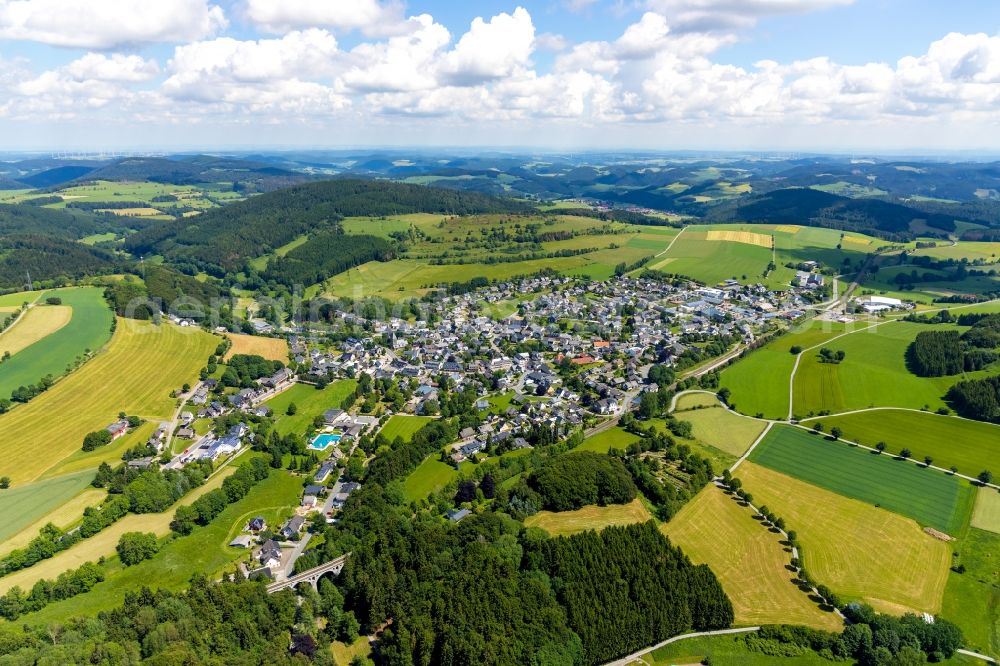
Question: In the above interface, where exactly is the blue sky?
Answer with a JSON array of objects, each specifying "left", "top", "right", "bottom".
[{"left": 0, "top": 0, "right": 999, "bottom": 152}]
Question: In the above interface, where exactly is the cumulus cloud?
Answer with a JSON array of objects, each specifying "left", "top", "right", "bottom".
[
  {"left": 245, "top": 0, "right": 407, "bottom": 36},
  {"left": 0, "top": 0, "right": 226, "bottom": 49},
  {"left": 340, "top": 14, "right": 450, "bottom": 92},
  {"left": 162, "top": 30, "right": 348, "bottom": 113},
  {"left": 438, "top": 7, "right": 535, "bottom": 85}
]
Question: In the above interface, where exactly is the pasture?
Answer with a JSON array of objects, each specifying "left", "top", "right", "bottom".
[
  {"left": 403, "top": 455, "right": 459, "bottom": 502},
  {"left": 379, "top": 415, "right": 433, "bottom": 443},
  {"left": 0, "top": 287, "right": 113, "bottom": 400},
  {"left": 0, "top": 470, "right": 95, "bottom": 544},
  {"left": 646, "top": 634, "right": 841, "bottom": 666},
  {"left": 648, "top": 230, "right": 773, "bottom": 286},
  {"left": 523, "top": 498, "right": 652, "bottom": 537},
  {"left": 673, "top": 391, "right": 720, "bottom": 409},
  {"left": 0, "top": 304, "right": 71, "bottom": 357},
  {"left": 0, "top": 464, "right": 240, "bottom": 597},
  {"left": 720, "top": 320, "right": 847, "bottom": 419},
  {"left": 749, "top": 426, "right": 974, "bottom": 534},
  {"left": 0, "top": 290, "right": 40, "bottom": 308},
  {"left": 0, "top": 487, "right": 105, "bottom": 558},
  {"left": 20, "top": 464, "right": 300, "bottom": 625},
  {"left": 224, "top": 332, "right": 288, "bottom": 362},
  {"left": 264, "top": 380, "right": 358, "bottom": 436},
  {"left": 972, "top": 488, "right": 1000, "bottom": 534},
  {"left": 662, "top": 486, "right": 842, "bottom": 631},
  {"left": 676, "top": 405, "right": 767, "bottom": 458},
  {"left": 790, "top": 320, "right": 993, "bottom": 417},
  {"left": 575, "top": 427, "right": 640, "bottom": 454},
  {"left": 942, "top": 527, "right": 1000, "bottom": 659},
  {"left": 810, "top": 409, "right": 1000, "bottom": 479},
  {"left": 740, "top": 462, "right": 952, "bottom": 615},
  {"left": 0, "top": 319, "right": 217, "bottom": 486}
]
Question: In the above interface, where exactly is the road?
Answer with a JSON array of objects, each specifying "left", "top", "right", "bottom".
[{"left": 602, "top": 627, "right": 760, "bottom": 666}]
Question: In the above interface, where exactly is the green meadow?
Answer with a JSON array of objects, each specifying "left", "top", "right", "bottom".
[
  {"left": 749, "top": 425, "right": 975, "bottom": 534},
  {"left": 379, "top": 415, "right": 433, "bottom": 443},
  {"left": 264, "top": 379, "right": 358, "bottom": 436},
  {"left": 0, "top": 287, "right": 113, "bottom": 399}
]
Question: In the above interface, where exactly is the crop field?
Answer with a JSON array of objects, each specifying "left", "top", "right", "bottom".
[
  {"left": 749, "top": 426, "right": 974, "bottom": 534},
  {"left": 0, "top": 464, "right": 239, "bottom": 597},
  {"left": 403, "top": 455, "right": 459, "bottom": 502},
  {"left": 942, "top": 527, "right": 1000, "bottom": 659},
  {"left": 810, "top": 409, "right": 1000, "bottom": 479},
  {"left": 740, "top": 462, "right": 951, "bottom": 615},
  {"left": 21, "top": 464, "right": 300, "bottom": 625},
  {"left": 662, "top": 486, "right": 842, "bottom": 630},
  {"left": 264, "top": 380, "right": 358, "bottom": 436},
  {"left": 0, "top": 304, "right": 70, "bottom": 357},
  {"left": 972, "top": 488, "right": 1000, "bottom": 534},
  {"left": 40, "top": 180, "right": 221, "bottom": 213},
  {"left": 524, "top": 498, "right": 652, "bottom": 537},
  {"left": 0, "top": 487, "right": 105, "bottom": 558},
  {"left": 648, "top": 230, "right": 773, "bottom": 286},
  {"left": 676, "top": 405, "right": 767, "bottom": 458},
  {"left": 379, "top": 415, "right": 433, "bottom": 443},
  {"left": 648, "top": 224, "right": 880, "bottom": 289},
  {"left": 791, "top": 321, "right": 996, "bottom": 416},
  {"left": 720, "top": 320, "right": 848, "bottom": 419},
  {"left": 0, "top": 319, "right": 217, "bottom": 485},
  {"left": 705, "top": 229, "right": 773, "bottom": 248},
  {"left": 0, "top": 290, "right": 40, "bottom": 308},
  {"left": 0, "top": 287, "right": 113, "bottom": 400},
  {"left": 0, "top": 470, "right": 95, "bottom": 543},
  {"left": 575, "top": 427, "right": 640, "bottom": 454},
  {"left": 224, "top": 332, "right": 288, "bottom": 362}
]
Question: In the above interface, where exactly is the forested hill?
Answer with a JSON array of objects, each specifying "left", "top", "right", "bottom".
[
  {"left": 0, "top": 204, "right": 110, "bottom": 240},
  {"left": 706, "top": 187, "right": 969, "bottom": 240},
  {"left": 0, "top": 235, "right": 118, "bottom": 288},
  {"left": 124, "top": 179, "right": 535, "bottom": 274}
]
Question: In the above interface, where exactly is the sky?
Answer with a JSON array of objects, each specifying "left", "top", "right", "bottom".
[{"left": 0, "top": 0, "right": 999, "bottom": 152}]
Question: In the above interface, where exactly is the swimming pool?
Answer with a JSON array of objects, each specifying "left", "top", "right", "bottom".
[{"left": 310, "top": 433, "right": 342, "bottom": 450}]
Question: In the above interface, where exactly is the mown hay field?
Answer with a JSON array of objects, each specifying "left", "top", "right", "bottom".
[
  {"left": 740, "top": 462, "right": 952, "bottom": 615},
  {"left": 663, "top": 486, "right": 842, "bottom": 631}
]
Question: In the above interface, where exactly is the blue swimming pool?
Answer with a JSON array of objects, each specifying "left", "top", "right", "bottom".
[{"left": 310, "top": 434, "right": 342, "bottom": 450}]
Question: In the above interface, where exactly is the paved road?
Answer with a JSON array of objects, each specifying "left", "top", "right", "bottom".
[{"left": 602, "top": 627, "right": 760, "bottom": 666}]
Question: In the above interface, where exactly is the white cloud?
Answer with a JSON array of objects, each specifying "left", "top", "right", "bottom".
[
  {"left": 63, "top": 53, "right": 160, "bottom": 83},
  {"left": 162, "top": 30, "right": 348, "bottom": 113},
  {"left": 340, "top": 14, "right": 450, "bottom": 92},
  {"left": 438, "top": 7, "right": 535, "bottom": 85},
  {"left": 0, "top": 0, "right": 226, "bottom": 48},
  {"left": 245, "top": 0, "right": 407, "bottom": 36}
]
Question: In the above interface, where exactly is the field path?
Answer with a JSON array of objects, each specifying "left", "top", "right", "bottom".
[
  {"left": 602, "top": 627, "right": 760, "bottom": 666},
  {"left": 787, "top": 319, "right": 890, "bottom": 421},
  {"left": 652, "top": 225, "right": 686, "bottom": 258},
  {"left": 729, "top": 421, "right": 774, "bottom": 473}
]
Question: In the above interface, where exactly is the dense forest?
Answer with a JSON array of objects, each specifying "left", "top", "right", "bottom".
[
  {"left": 0, "top": 203, "right": 115, "bottom": 239},
  {"left": 946, "top": 374, "right": 1000, "bottom": 422},
  {"left": 124, "top": 179, "right": 532, "bottom": 275},
  {"left": 103, "top": 265, "right": 226, "bottom": 320},
  {"left": 907, "top": 330, "right": 964, "bottom": 376},
  {"left": 262, "top": 231, "right": 396, "bottom": 288},
  {"left": 0, "top": 235, "right": 118, "bottom": 288},
  {"left": 707, "top": 188, "right": 963, "bottom": 240},
  {"left": 527, "top": 451, "right": 637, "bottom": 511}
]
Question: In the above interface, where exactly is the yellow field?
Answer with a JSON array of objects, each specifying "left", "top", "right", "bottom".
[
  {"left": 0, "top": 319, "right": 218, "bottom": 485},
  {"left": 524, "top": 499, "right": 652, "bottom": 537},
  {"left": 740, "top": 463, "right": 951, "bottom": 615},
  {"left": 224, "top": 333, "right": 289, "bottom": 362},
  {"left": 0, "top": 305, "right": 71, "bottom": 357},
  {"left": 663, "top": 486, "right": 842, "bottom": 631},
  {"left": 773, "top": 225, "right": 802, "bottom": 234},
  {"left": 706, "top": 229, "right": 773, "bottom": 248},
  {"left": 0, "top": 487, "right": 106, "bottom": 558},
  {"left": 971, "top": 488, "right": 1000, "bottom": 534},
  {"left": 0, "top": 466, "right": 237, "bottom": 595}
]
